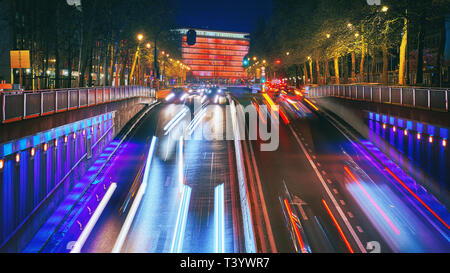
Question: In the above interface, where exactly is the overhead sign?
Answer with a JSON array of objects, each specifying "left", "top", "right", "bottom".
[{"left": 10, "top": 50, "right": 31, "bottom": 69}]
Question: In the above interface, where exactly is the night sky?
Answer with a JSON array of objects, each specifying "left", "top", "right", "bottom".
[{"left": 174, "top": 0, "right": 272, "bottom": 33}]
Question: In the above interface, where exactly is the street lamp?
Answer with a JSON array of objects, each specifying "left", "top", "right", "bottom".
[
  {"left": 146, "top": 43, "right": 151, "bottom": 49},
  {"left": 326, "top": 33, "right": 331, "bottom": 39},
  {"left": 130, "top": 34, "right": 144, "bottom": 85},
  {"left": 253, "top": 57, "right": 257, "bottom": 61},
  {"left": 381, "top": 6, "right": 389, "bottom": 12},
  {"left": 286, "top": 52, "right": 290, "bottom": 56}
]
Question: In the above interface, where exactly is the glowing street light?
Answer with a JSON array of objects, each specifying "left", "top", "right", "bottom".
[
  {"left": 326, "top": 33, "right": 331, "bottom": 39},
  {"left": 137, "top": 34, "right": 144, "bottom": 41},
  {"left": 286, "top": 52, "right": 290, "bottom": 56},
  {"left": 253, "top": 56, "right": 257, "bottom": 61},
  {"left": 146, "top": 43, "right": 151, "bottom": 49},
  {"left": 381, "top": 6, "right": 389, "bottom": 12}
]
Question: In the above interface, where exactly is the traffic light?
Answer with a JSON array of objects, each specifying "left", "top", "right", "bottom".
[
  {"left": 243, "top": 55, "right": 249, "bottom": 67},
  {"left": 187, "top": 29, "right": 197, "bottom": 46}
]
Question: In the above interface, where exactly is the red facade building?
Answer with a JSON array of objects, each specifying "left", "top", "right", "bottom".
[{"left": 179, "top": 29, "right": 249, "bottom": 83}]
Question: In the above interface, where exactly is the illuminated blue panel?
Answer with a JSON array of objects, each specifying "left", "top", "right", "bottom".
[
  {"left": 406, "top": 121, "right": 413, "bottom": 130},
  {"left": 389, "top": 116, "right": 395, "bottom": 125},
  {"left": 417, "top": 123, "right": 424, "bottom": 133},
  {"left": 440, "top": 128, "right": 448, "bottom": 139},
  {"left": 369, "top": 112, "right": 374, "bottom": 120},
  {"left": 45, "top": 132, "right": 52, "bottom": 142},
  {"left": 18, "top": 139, "right": 28, "bottom": 151},
  {"left": 382, "top": 115, "right": 388, "bottom": 124},
  {"left": 427, "top": 125, "right": 435, "bottom": 136},
  {"left": 33, "top": 135, "right": 40, "bottom": 146},
  {"left": 375, "top": 113, "right": 380, "bottom": 122},
  {"left": 0, "top": 112, "right": 114, "bottom": 158},
  {"left": 3, "top": 143, "right": 13, "bottom": 157},
  {"left": 397, "top": 119, "right": 404, "bottom": 128}
]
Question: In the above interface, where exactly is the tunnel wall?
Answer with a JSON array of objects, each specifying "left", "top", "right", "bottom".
[
  {"left": 0, "top": 96, "right": 154, "bottom": 252},
  {"left": 312, "top": 97, "right": 450, "bottom": 209}
]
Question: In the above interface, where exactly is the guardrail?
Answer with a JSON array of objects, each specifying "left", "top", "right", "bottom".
[
  {"left": 1, "top": 86, "right": 156, "bottom": 124},
  {"left": 308, "top": 85, "right": 449, "bottom": 112}
]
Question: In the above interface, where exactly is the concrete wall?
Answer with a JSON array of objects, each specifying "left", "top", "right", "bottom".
[{"left": 0, "top": 96, "right": 153, "bottom": 144}]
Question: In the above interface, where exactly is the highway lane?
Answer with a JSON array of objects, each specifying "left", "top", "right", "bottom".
[
  {"left": 287, "top": 98, "right": 450, "bottom": 252},
  {"left": 78, "top": 104, "right": 164, "bottom": 253},
  {"left": 233, "top": 92, "right": 372, "bottom": 253},
  {"left": 80, "top": 95, "right": 243, "bottom": 253},
  {"left": 233, "top": 89, "right": 449, "bottom": 253}
]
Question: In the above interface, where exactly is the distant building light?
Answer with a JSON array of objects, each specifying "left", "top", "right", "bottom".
[
  {"left": 30, "top": 147, "right": 36, "bottom": 157},
  {"left": 0, "top": 159, "right": 4, "bottom": 170},
  {"left": 429, "top": 135, "right": 433, "bottom": 143},
  {"left": 15, "top": 153, "right": 20, "bottom": 163}
]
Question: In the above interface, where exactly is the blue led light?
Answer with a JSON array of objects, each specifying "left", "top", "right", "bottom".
[
  {"left": 389, "top": 116, "right": 395, "bottom": 125},
  {"left": 406, "top": 121, "right": 413, "bottom": 130},
  {"left": 417, "top": 123, "right": 424, "bottom": 133}
]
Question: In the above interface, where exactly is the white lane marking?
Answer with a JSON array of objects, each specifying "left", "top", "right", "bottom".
[
  {"left": 70, "top": 183, "right": 117, "bottom": 253},
  {"left": 228, "top": 97, "right": 257, "bottom": 253},
  {"left": 292, "top": 195, "right": 309, "bottom": 221},
  {"left": 248, "top": 138, "right": 278, "bottom": 252},
  {"left": 288, "top": 124, "right": 367, "bottom": 253}
]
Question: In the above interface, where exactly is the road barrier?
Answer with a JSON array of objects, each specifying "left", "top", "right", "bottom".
[
  {"left": 1, "top": 86, "right": 156, "bottom": 124},
  {"left": 308, "top": 85, "right": 449, "bottom": 112}
]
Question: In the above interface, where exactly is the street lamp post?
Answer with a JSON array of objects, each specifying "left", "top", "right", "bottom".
[{"left": 130, "top": 34, "right": 144, "bottom": 85}]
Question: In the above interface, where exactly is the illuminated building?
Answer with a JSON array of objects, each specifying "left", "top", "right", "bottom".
[{"left": 178, "top": 28, "right": 249, "bottom": 83}]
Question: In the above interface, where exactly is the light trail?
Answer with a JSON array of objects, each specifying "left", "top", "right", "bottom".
[
  {"left": 70, "top": 183, "right": 117, "bottom": 253},
  {"left": 187, "top": 107, "right": 207, "bottom": 135},
  {"left": 163, "top": 107, "right": 189, "bottom": 134},
  {"left": 215, "top": 183, "right": 225, "bottom": 253},
  {"left": 170, "top": 185, "right": 192, "bottom": 253},
  {"left": 178, "top": 136, "right": 184, "bottom": 187},
  {"left": 344, "top": 166, "right": 400, "bottom": 235},
  {"left": 385, "top": 167, "right": 450, "bottom": 230},
  {"left": 111, "top": 136, "right": 158, "bottom": 253},
  {"left": 304, "top": 98, "right": 319, "bottom": 111},
  {"left": 284, "top": 198, "right": 308, "bottom": 253},
  {"left": 322, "top": 199, "right": 354, "bottom": 253}
]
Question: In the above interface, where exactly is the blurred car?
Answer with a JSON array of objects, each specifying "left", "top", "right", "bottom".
[
  {"left": 205, "top": 86, "right": 226, "bottom": 104},
  {"left": 165, "top": 87, "right": 189, "bottom": 104}
]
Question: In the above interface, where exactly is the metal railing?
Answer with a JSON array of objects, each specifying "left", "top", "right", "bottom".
[
  {"left": 308, "top": 85, "right": 449, "bottom": 112},
  {"left": 1, "top": 86, "right": 156, "bottom": 123}
]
